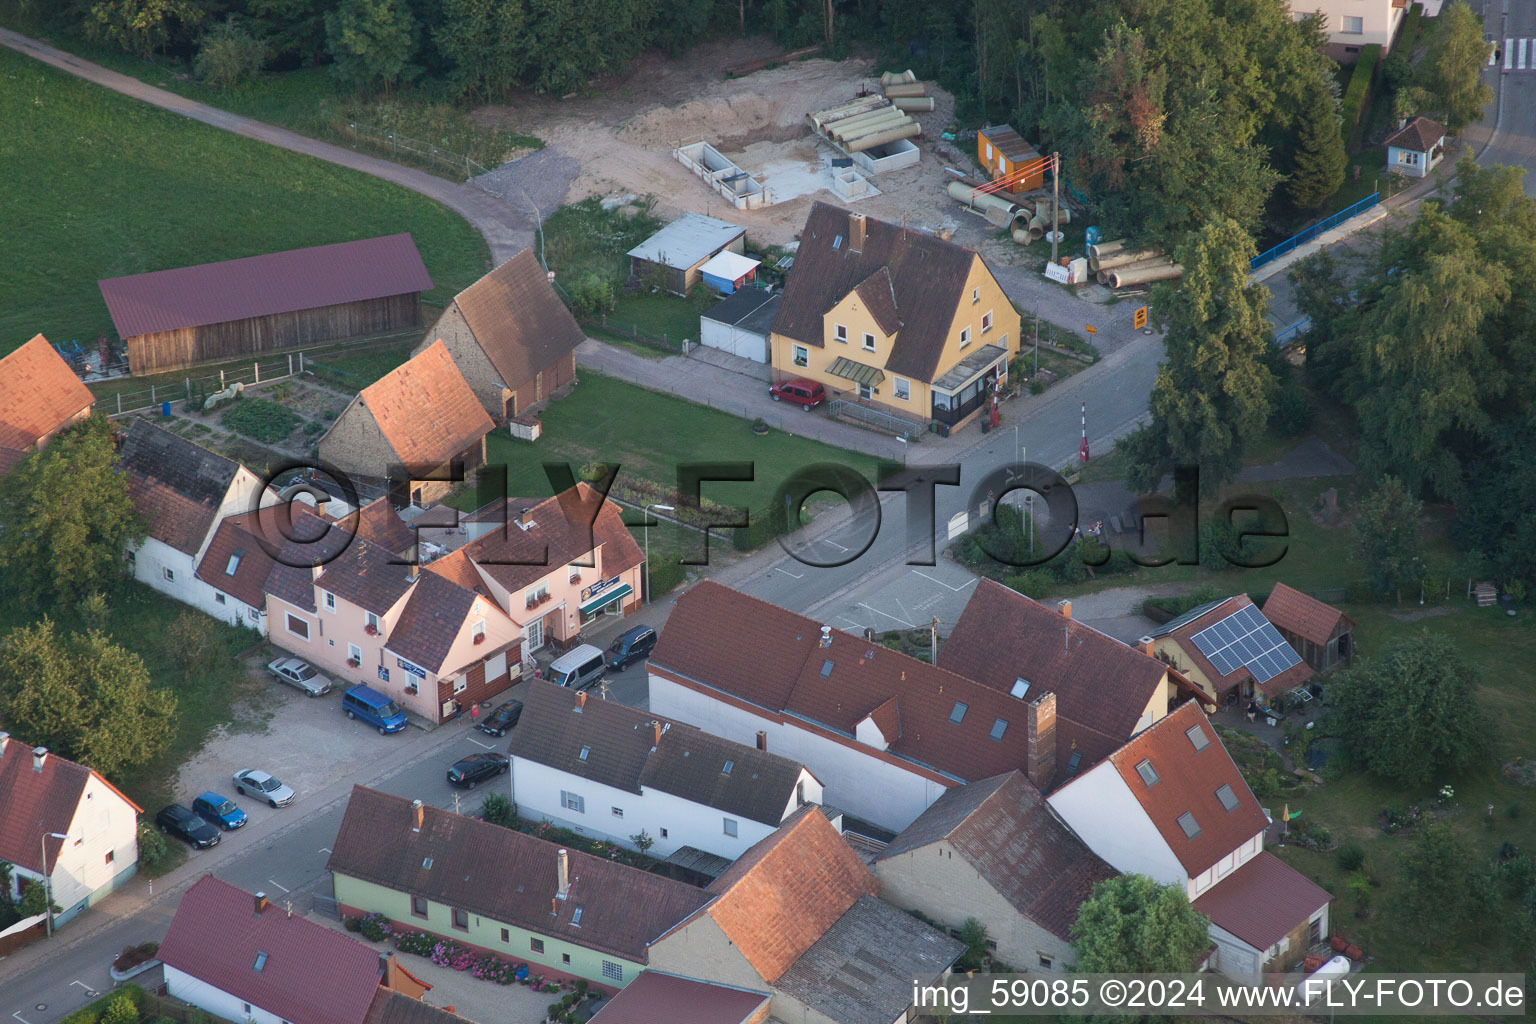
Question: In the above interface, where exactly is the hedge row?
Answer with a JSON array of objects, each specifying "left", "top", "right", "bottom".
[
  {"left": 1399, "top": 2, "right": 1424, "bottom": 52},
  {"left": 1342, "top": 43, "right": 1383, "bottom": 149}
]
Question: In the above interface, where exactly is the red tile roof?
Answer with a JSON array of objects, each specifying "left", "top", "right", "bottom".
[
  {"left": 386, "top": 571, "right": 496, "bottom": 674},
  {"left": 877, "top": 771, "right": 1118, "bottom": 941},
  {"left": 328, "top": 786, "right": 709, "bottom": 963},
  {"left": 449, "top": 248, "right": 585, "bottom": 390},
  {"left": 940, "top": 580, "right": 1190, "bottom": 783},
  {"left": 0, "top": 336, "right": 94, "bottom": 456},
  {"left": 158, "top": 876, "right": 384, "bottom": 1024},
  {"left": 1262, "top": 583, "right": 1350, "bottom": 647},
  {"left": 0, "top": 740, "right": 136, "bottom": 874},
  {"left": 650, "top": 581, "right": 1040, "bottom": 784},
  {"left": 1193, "top": 851, "right": 1331, "bottom": 951},
  {"left": 349, "top": 341, "right": 493, "bottom": 466},
  {"left": 196, "top": 512, "right": 276, "bottom": 608},
  {"left": 588, "top": 971, "right": 769, "bottom": 1024},
  {"left": 1383, "top": 116, "right": 1445, "bottom": 153},
  {"left": 1154, "top": 595, "right": 1312, "bottom": 699},
  {"left": 1103, "top": 702, "right": 1269, "bottom": 877},
  {"left": 451, "top": 486, "right": 643, "bottom": 597},
  {"left": 349, "top": 497, "right": 417, "bottom": 556},
  {"left": 689, "top": 805, "right": 878, "bottom": 983},
  {"left": 98, "top": 234, "right": 432, "bottom": 338}
]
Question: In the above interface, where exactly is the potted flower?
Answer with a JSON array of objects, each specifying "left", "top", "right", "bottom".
[
  {"left": 364, "top": 623, "right": 380, "bottom": 636},
  {"left": 539, "top": 592, "right": 552, "bottom": 605},
  {"left": 526, "top": 596, "right": 539, "bottom": 610},
  {"left": 347, "top": 657, "right": 361, "bottom": 668},
  {"left": 405, "top": 683, "right": 418, "bottom": 696},
  {"left": 473, "top": 633, "right": 486, "bottom": 645}
]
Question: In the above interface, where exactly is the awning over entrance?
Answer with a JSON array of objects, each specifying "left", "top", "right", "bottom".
[
  {"left": 931, "top": 343, "right": 1009, "bottom": 394},
  {"left": 579, "top": 582, "right": 633, "bottom": 614},
  {"left": 826, "top": 356, "right": 885, "bottom": 387}
]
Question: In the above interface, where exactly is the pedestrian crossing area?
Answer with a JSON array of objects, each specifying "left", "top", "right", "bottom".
[{"left": 1492, "top": 38, "right": 1536, "bottom": 70}]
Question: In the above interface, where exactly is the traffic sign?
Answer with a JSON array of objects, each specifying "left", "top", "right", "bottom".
[
  {"left": 1134, "top": 305, "right": 1148, "bottom": 329},
  {"left": 1085, "top": 324, "right": 1096, "bottom": 336}
]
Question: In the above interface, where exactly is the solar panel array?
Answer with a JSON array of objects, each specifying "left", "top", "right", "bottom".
[{"left": 1190, "top": 604, "right": 1302, "bottom": 684}]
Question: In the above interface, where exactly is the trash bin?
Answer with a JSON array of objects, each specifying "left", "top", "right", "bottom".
[
  {"left": 160, "top": 401, "right": 171, "bottom": 417},
  {"left": 939, "top": 423, "right": 951, "bottom": 438}
]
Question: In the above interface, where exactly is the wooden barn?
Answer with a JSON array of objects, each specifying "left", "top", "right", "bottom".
[
  {"left": 1262, "top": 582, "right": 1355, "bottom": 674},
  {"left": 99, "top": 234, "right": 433, "bottom": 375}
]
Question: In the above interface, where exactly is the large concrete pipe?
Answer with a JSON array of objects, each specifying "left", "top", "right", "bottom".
[
  {"left": 1088, "top": 239, "right": 1128, "bottom": 260},
  {"left": 1088, "top": 247, "right": 1163, "bottom": 272},
  {"left": 838, "top": 116, "right": 912, "bottom": 146},
  {"left": 1097, "top": 256, "right": 1172, "bottom": 282},
  {"left": 809, "top": 97, "right": 886, "bottom": 128},
  {"left": 847, "top": 122, "right": 922, "bottom": 152},
  {"left": 882, "top": 82, "right": 928, "bottom": 98},
  {"left": 830, "top": 109, "right": 905, "bottom": 139},
  {"left": 947, "top": 181, "right": 1023, "bottom": 219},
  {"left": 891, "top": 96, "right": 936, "bottom": 112},
  {"left": 880, "top": 69, "right": 918, "bottom": 86},
  {"left": 1011, "top": 226, "right": 1033, "bottom": 244},
  {"left": 1109, "top": 263, "right": 1184, "bottom": 288}
]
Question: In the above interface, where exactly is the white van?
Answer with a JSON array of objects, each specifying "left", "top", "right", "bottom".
[{"left": 546, "top": 644, "right": 607, "bottom": 691}]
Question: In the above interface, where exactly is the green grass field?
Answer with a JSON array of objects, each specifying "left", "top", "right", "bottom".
[{"left": 0, "top": 45, "right": 489, "bottom": 353}]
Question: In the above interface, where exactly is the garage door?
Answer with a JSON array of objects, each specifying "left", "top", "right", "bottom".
[{"left": 700, "top": 320, "right": 768, "bottom": 363}]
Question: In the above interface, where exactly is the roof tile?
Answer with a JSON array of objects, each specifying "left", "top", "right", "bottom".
[
  {"left": 0, "top": 336, "right": 94, "bottom": 454},
  {"left": 119, "top": 419, "right": 245, "bottom": 555},
  {"left": 349, "top": 341, "right": 493, "bottom": 467},
  {"left": 586, "top": 971, "right": 768, "bottom": 1024},
  {"left": 1192, "top": 851, "right": 1331, "bottom": 951},
  {"left": 452, "top": 249, "right": 585, "bottom": 390},
  {"left": 1262, "top": 582, "right": 1349, "bottom": 647}
]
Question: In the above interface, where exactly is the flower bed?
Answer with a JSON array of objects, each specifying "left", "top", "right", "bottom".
[
  {"left": 431, "top": 938, "right": 478, "bottom": 971},
  {"left": 394, "top": 929, "right": 437, "bottom": 956},
  {"left": 359, "top": 912, "right": 393, "bottom": 942}
]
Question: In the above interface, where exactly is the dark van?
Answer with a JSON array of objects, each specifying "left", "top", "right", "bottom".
[
  {"left": 605, "top": 625, "right": 657, "bottom": 670},
  {"left": 342, "top": 685, "right": 409, "bottom": 734}
]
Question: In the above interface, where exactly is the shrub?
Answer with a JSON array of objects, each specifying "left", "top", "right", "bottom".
[
  {"left": 344, "top": 915, "right": 362, "bottom": 932},
  {"left": 99, "top": 994, "right": 139, "bottom": 1024},
  {"left": 431, "top": 938, "right": 476, "bottom": 970},
  {"left": 222, "top": 399, "right": 301, "bottom": 444},
  {"left": 1510, "top": 802, "right": 1523, "bottom": 819},
  {"left": 393, "top": 929, "right": 436, "bottom": 956},
  {"left": 481, "top": 793, "right": 517, "bottom": 828},
  {"left": 1341, "top": 44, "right": 1383, "bottom": 146},
  {"left": 567, "top": 272, "right": 615, "bottom": 319},
  {"left": 1337, "top": 843, "right": 1366, "bottom": 872},
  {"left": 135, "top": 820, "right": 170, "bottom": 874},
  {"left": 359, "top": 911, "right": 392, "bottom": 942},
  {"left": 194, "top": 18, "right": 267, "bottom": 90},
  {"left": 471, "top": 952, "right": 518, "bottom": 984}
]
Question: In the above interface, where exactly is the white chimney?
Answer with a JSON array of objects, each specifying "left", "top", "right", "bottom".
[
  {"left": 556, "top": 848, "right": 570, "bottom": 900},
  {"left": 32, "top": 746, "right": 47, "bottom": 772},
  {"left": 819, "top": 626, "right": 832, "bottom": 648},
  {"left": 0, "top": 732, "right": 8, "bottom": 757}
]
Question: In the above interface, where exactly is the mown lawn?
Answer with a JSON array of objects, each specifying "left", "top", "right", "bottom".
[{"left": 0, "top": 45, "right": 489, "bottom": 352}]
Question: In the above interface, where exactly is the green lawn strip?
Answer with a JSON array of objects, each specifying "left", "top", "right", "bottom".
[
  {"left": 0, "top": 46, "right": 488, "bottom": 353},
  {"left": 608, "top": 288, "right": 719, "bottom": 346},
  {"left": 304, "top": 339, "right": 420, "bottom": 389},
  {"left": 0, "top": 584, "right": 264, "bottom": 813}
]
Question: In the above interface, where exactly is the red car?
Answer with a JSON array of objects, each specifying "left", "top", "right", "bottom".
[{"left": 769, "top": 378, "right": 826, "bottom": 410}]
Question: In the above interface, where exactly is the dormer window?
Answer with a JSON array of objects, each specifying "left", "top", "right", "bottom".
[
  {"left": 572, "top": 907, "right": 583, "bottom": 926},
  {"left": 949, "top": 702, "right": 967, "bottom": 724},
  {"left": 1135, "top": 759, "right": 1159, "bottom": 787}
]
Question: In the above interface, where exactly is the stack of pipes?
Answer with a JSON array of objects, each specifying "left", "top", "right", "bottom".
[
  {"left": 809, "top": 93, "right": 921, "bottom": 153},
  {"left": 1087, "top": 239, "right": 1183, "bottom": 286},
  {"left": 878, "top": 69, "right": 936, "bottom": 112}
]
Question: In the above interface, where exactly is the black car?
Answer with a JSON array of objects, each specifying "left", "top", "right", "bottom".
[
  {"left": 604, "top": 625, "right": 657, "bottom": 671},
  {"left": 477, "top": 700, "right": 524, "bottom": 737},
  {"left": 156, "top": 804, "right": 222, "bottom": 849},
  {"left": 447, "top": 752, "right": 510, "bottom": 789}
]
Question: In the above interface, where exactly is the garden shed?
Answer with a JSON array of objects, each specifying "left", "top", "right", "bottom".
[
  {"left": 627, "top": 214, "right": 747, "bottom": 296},
  {"left": 100, "top": 234, "right": 432, "bottom": 375}
]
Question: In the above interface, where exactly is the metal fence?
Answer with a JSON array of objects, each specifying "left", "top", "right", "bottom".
[
  {"left": 1251, "top": 192, "right": 1381, "bottom": 271},
  {"left": 319, "top": 109, "right": 492, "bottom": 182},
  {"left": 104, "top": 354, "right": 301, "bottom": 417},
  {"left": 549, "top": 279, "right": 690, "bottom": 355},
  {"left": 826, "top": 398, "right": 925, "bottom": 440}
]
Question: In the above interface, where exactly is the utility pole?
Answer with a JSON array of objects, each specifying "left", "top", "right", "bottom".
[
  {"left": 1050, "top": 152, "right": 1060, "bottom": 266},
  {"left": 1033, "top": 316, "right": 1040, "bottom": 377},
  {"left": 930, "top": 617, "right": 940, "bottom": 663}
]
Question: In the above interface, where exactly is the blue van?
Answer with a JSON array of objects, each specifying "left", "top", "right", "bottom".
[{"left": 342, "top": 685, "right": 409, "bottom": 734}]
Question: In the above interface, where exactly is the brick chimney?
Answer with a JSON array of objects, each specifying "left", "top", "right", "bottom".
[
  {"left": 518, "top": 507, "right": 532, "bottom": 529},
  {"left": 411, "top": 798, "right": 424, "bottom": 832},
  {"left": 1056, "top": 599, "right": 1072, "bottom": 620},
  {"left": 576, "top": 691, "right": 587, "bottom": 711},
  {"left": 849, "top": 212, "right": 866, "bottom": 252},
  {"left": 254, "top": 891, "right": 271, "bottom": 916},
  {"left": 1026, "top": 692, "right": 1057, "bottom": 790},
  {"left": 819, "top": 626, "right": 832, "bottom": 648},
  {"left": 652, "top": 721, "right": 662, "bottom": 747},
  {"left": 756, "top": 731, "right": 767, "bottom": 751},
  {"left": 1138, "top": 635, "right": 1155, "bottom": 657},
  {"left": 556, "top": 849, "right": 570, "bottom": 900},
  {"left": 32, "top": 746, "right": 47, "bottom": 772}
]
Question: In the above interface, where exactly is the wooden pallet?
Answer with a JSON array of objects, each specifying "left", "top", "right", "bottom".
[{"left": 1473, "top": 582, "right": 1497, "bottom": 607}]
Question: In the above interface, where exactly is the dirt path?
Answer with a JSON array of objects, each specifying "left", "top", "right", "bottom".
[{"left": 0, "top": 28, "right": 536, "bottom": 263}]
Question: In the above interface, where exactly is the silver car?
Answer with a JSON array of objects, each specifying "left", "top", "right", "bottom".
[
  {"left": 233, "top": 768, "right": 296, "bottom": 808},
  {"left": 267, "top": 657, "right": 333, "bottom": 697}
]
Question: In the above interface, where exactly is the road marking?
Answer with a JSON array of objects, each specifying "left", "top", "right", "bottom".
[
  {"left": 817, "top": 537, "right": 849, "bottom": 553},
  {"left": 69, "top": 984, "right": 96, "bottom": 998},
  {"left": 857, "top": 602, "right": 914, "bottom": 628},
  {"left": 15, "top": 1012, "right": 34, "bottom": 1024},
  {"left": 1506, "top": 37, "right": 1514, "bottom": 70},
  {"left": 894, "top": 596, "right": 914, "bottom": 624},
  {"left": 466, "top": 736, "right": 494, "bottom": 750},
  {"left": 773, "top": 566, "right": 804, "bottom": 579},
  {"left": 910, "top": 570, "right": 976, "bottom": 593},
  {"left": 837, "top": 616, "right": 865, "bottom": 631},
  {"left": 1520, "top": 37, "right": 1528, "bottom": 70},
  {"left": 266, "top": 879, "right": 290, "bottom": 893}
]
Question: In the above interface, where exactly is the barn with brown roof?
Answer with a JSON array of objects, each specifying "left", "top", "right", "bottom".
[
  {"left": 0, "top": 335, "right": 95, "bottom": 476},
  {"left": 318, "top": 340, "right": 494, "bottom": 505},
  {"left": 1263, "top": 582, "right": 1354, "bottom": 673},
  {"left": 769, "top": 203, "right": 1020, "bottom": 430},
  {"left": 99, "top": 234, "right": 433, "bottom": 375},
  {"left": 875, "top": 770, "right": 1118, "bottom": 972},
  {"left": 419, "top": 248, "right": 584, "bottom": 422}
]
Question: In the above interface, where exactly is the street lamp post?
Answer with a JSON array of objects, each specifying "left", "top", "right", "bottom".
[
  {"left": 643, "top": 504, "right": 675, "bottom": 603},
  {"left": 41, "top": 832, "right": 67, "bottom": 937}
]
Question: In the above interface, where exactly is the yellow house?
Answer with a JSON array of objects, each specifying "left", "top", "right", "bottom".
[{"left": 769, "top": 202, "right": 1021, "bottom": 431}]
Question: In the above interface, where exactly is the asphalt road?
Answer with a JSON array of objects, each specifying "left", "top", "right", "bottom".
[{"left": 1473, "top": 0, "right": 1536, "bottom": 192}]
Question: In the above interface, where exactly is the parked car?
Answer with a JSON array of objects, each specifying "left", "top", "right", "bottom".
[
  {"left": 156, "top": 804, "right": 221, "bottom": 849},
  {"left": 604, "top": 625, "right": 657, "bottom": 671},
  {"left": 545, "top": 644, "right": 607, "bottom": 691},
  {"left": 446, "top": 752, "right": 510, "bottom": 789},
  {"left": 267, "top": 657, "right": 333, "bottom": 697},
  {"left": 342, "top": 685, "right": 409, "bottom": 734},
  {"left": 477, "top": 700, "right": 524, "bottom": 737},
  {"left": 192, "top": 792, "right": 247, "bottom": 831},
  {"left": 232, "top": 768, "right": 296, "bottom": 808},
  {"left": 769, "top": 378, "right": 826, "bottom": 410}
]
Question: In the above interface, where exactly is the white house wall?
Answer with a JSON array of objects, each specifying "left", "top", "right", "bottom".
[
  {"left": 164, "top": 965, "right": 287, "bottom": 1024},
  {"left": 1046, "top": 763, "right": 1185, "bottom": 886},
  {"left": 133, "top": 538, "right": 266, "bottom": 635},
  {"left": 1188, "top": 832, "right": 1265, "bottom": 901},
  {"left": 648, "top": 672, "right": 951, "bottom": 831},
  {"left": 509, "top": 756, "right": 779, "bottom": 860},
  {"left": 1206, "top": 922, "right": 1262, "bottom": 981}
]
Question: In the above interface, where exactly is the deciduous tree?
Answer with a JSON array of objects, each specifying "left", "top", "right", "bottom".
[
  {"left": 1419, "top": 1, "right": 1494, "bottom": 131},
  {"left": 1329, "top": 630, "right": 1486, "bottom": 787},
  {"left": 0, "top": 619, "right": 178, "bottom": 777},
  {"left": 325, "top": 0, "right": 417, "bottom": 93},
  {"left": 86, "top": 0, "right": 205, "bottom": 58},
  {"left": 0, "top": 417, "right": 143, "bottom": 615},
  {"left": 1071, "top": 874, "right": 1211, "bottom": 976},
  {"left": 1351, "top": 476, "right": 1424, "bottom": 597},
  {"left": 433, "top": 0, "right": 527, "bottom": 102}
]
